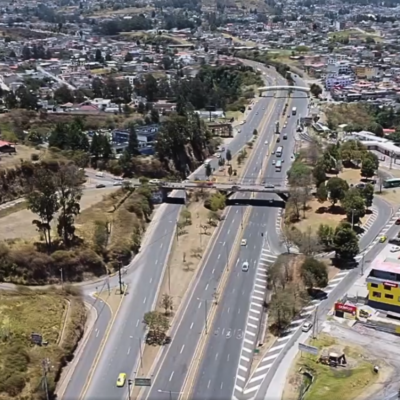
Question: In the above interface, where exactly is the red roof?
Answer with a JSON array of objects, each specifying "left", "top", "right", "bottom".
[{"left": 0, "top": 140, "right": 13, "bottom": 147}]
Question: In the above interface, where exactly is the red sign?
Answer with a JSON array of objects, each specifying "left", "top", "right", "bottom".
[
  {"left": 335, "top": 303, "right": 357, "bottom": 314},
  {"left": 383, "top": 281, "right": 398, "bottom": 288}
]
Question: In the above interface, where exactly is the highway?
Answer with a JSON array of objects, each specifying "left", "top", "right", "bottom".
[
  {"left": 190, "top": 75, "right": 309, "bottom": 400},
  {"left": 142, "top": 64, "right": 292, "bottom": 400},
  {"left": 61, "top": 68, "right": 279, "bottom": 400}
]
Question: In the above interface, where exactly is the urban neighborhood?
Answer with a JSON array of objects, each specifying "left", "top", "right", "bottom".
[{"left": 1, "top": 0, "right": 400, "bottom": 399}]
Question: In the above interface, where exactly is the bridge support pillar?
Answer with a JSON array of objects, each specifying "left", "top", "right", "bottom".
[{"left": 277, "top": 193, "right": 288, "bottom": 202}]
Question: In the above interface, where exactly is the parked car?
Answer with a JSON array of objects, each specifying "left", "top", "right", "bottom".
[
  {"left": 302, "top": 322, "right": 313, "bottom": 332},
  {"left": 96, "top": 184, "right": 106, "bottom": 189}
]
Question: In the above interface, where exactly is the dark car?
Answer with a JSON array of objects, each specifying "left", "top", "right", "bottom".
[
  {"left": 396, "top": 219, "right": 400, "bottom": 226},
  {"left": 389, "top": 238, "right": 400, "bottom": 245},
  {"left": 96, "top": 184, "right": 106, "bottom": 189}
]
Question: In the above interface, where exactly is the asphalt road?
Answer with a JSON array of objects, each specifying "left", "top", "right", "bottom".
[
  {"left": 190, "top": 76, "right": 309, "bottom": 400},
  {"left": 62, "top": 70, "right": 279, "bottom": 400},
  {"left": 143, "top": 68, "right": 291, "bottom": 400}
]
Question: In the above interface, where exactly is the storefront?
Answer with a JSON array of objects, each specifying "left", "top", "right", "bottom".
[{"left": 334, "top": 302, "right": 357, "bottom": 320}]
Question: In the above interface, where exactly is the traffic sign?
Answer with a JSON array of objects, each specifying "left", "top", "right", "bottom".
[
  {"left": 298, "top": 343, "right": 318, "bottom": 356},
  {"left": 134, "top": 378, "right": 152, "bottom": 387}
]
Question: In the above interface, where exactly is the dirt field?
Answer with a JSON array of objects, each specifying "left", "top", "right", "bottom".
[
  {"left": 0, "top": 144, "right": 43, "bottom": 169},
  {"left": 282, "top": 334, "right": 384, "bottom": 400},
  {"left": 0, "top": 187, "right": 119, "bottom": 240},
  {"left": 0, "top": 289, "right": 86, "bottom": 400}
]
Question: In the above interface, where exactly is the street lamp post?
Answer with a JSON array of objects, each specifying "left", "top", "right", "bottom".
[
  {"left": 197, "top": 297, "right": 209, "bottom": 335},
  {"left": 127, "top": 379, "right": 133, "bottom": 400},
  {"left": 157, "top": 389, "right": 183, "bottom": 400},
  {"left": 60, "top": 268, "right": 64, "bottom": 286}
]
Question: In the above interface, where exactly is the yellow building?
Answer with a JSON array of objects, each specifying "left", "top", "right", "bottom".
[{"left": 366, "top": 260, "right": 400, "bottom": 312}]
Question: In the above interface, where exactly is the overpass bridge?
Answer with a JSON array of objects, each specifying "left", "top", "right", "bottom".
[
  {"left": 131, "top": 181, "right": 290, "bottom": 201},
  {"left": 258, "top": 85, "right": 310, "bottom": 96}
]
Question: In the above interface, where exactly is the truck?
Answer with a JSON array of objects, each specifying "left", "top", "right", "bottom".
[
  {"left": 292, "top": 107, "right": 297, "bottom": 115},
  {"left": 275, "top": 121, "right": 279, "bottom": 134}
]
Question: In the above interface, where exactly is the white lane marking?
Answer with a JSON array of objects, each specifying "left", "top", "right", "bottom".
[
  {"left": 160, "top": 243, "right": 163, "bottom": 249},
  {"left": 205, "top": 284, "right": 209, "bottom": 291},
  {"left": 212, "top": 268, "right": 215, "bottom": 274},
  {"left": 180, "top": 345, "right": 185, "bottom": 354},
  {"left": 278, "top": 335, "right": 293, "bottom": 342},
  {"left": 136, "top": 319, "right": 140, "bottom": 327},
  {"left": 249, "top": 315, "right": 259, "bottom": 321},
  {"left": 198, "top": 302, "right": 202, "bottom": 309},
  {"left": 244, "top": 385, "right": 261, "bottom": 395},
  {"left": 215, "top": 352, "right": 219, "bottom": 360},
  {"left": 96, "top": 330, "right": 100, "bottom": 338},
  {"left": 243, "top": 347, "right": 252, "bottom": 353},
  {"left": 235, "top": 385, "right": 243, "bottom": 392},
  {"left": 169, "top": 371, "right": 174, "bottom": 382},
  {"left": 149, "top": 277, "right": 153, "bottom": 283},
  {"left": 227, "top": 354, "right": 230, "bottom": 361},
  {"left": 227, "top": 229, "right": 230, "bottom": 235},
  {"left": 256, "top": 362, "right": 274, "bottom": 373},
  {"left": 241, "top": 355, "right": 250, "bottom": 362},
  {"left": 237, "top": 375, "right": 245, "bottom": 382},
  {"left": 248, "top": 322, "right": 258, "bottom": 329},
  {"left": 228, "top": 307, "right": 230, "bottom": 314},
  {"left": 218, "top": 254, "right": 221, "bottom": 260},
  {"left": 127, "top": 347, "right": 131, "bottom": 355},
  {"left": 155, "top": 260, "right": 158, "bottom": 265},
  {"left": 143, "top": 297, "right": 147, "bottom": 304},
  {"left": 252, "top": 295, "right": 264, "bottom": 301},
  {"left": 221, "top": 382, "right": 224, "bottom": 390},
  {"left": 239, "top": 365, "right": 247, "bottom": 371},
  {"left": 207, "top": 380, "right": 211, "bottom": 389},
  {"left": 246, "top": 330, "right": 256, "bottom": 337},
  {"left": 269, "top": 343, "right": 286, "bottom": 352},
  {"left": 249, "top": 374, "right": 267, "bottom": 384},
  {"left": 190, "top": 322, "right": 194, "bottom": 329}
]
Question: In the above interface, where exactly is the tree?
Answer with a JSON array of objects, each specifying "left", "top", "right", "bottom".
[
  {"left": 300, "top": 257, "right": 328, "bottom": 290},
  {"left": 125, "top": 52, "right": 133, "bottom": 62},
  {"left": 226, "top": 149, "right": 232, "bottom": 164},
  {"left": 151, "top": 108, "right": 160, "bottom": 123},
  {"left": 54, "top": 85, "right": 74, "bottom": 104},
  {"left": 55, "top": 164, "right": 83, "bottom": 247},
  {"left": 228, "top": 164, "right": 233, "bottom": 179},
  {"left": 333, "top": 222, "right": 359, "bottom": 259},
  {"left": 126, "top": 124, "right": 140, "bottom": 156},
  {"left": 143, "top": 311, "right": 170, "bottom": 345},
  {"left": 269, "top": 289, "right": 295, "bottom": 332},
  {"left": 317, "top": 223, "right": 335, "bottom": 250},
  {"left": 160, "top": 293, "right": 173, "bottom": 316},
  {"left": 205, "top": 163, "right": 212, "bottom": 179},
  {"left": 361, "top": 153, "right": 379, "bottom": 179},
  {"left": 313, "top": 161, "right": 327, "bottom": 187},
  {"left": 361, "top": 183, "right": 374, "bottom": 209},
  {"left": 100, "top": 135, "right": 113, "bottom": 160},
  {"left": 326, "top": 177, "right": 349, "bottom": 206},
  {"left": 341, "top": 188, "right": 366, "bottom": 225},
  {"left": 95, "top": 49, "right": 103, "bottom": 63},
  {"left": 26, "top": 164, "right": 59, "bottom": 251},
  {"left": 316, "top": 183, "right": 328, "bottom": 203},
  {"left": 253, "top": 129, "right": 258, "bottom": 136},
  {"left": 298, "top": 227, "right": 323, "bottom": 256},
  {"left": 143, "top": 74, "right": 159, "bottom": 102},
  {"left": 309, "top": 83, "right": 322, "bottom": 98}
]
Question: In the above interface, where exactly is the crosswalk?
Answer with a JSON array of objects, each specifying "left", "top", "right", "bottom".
[
  {"left": 238, "top": 269, "right": 351, "bottom": 400},
  {"left": 232, "top": 245, "right": 277, "bottom": 398}
]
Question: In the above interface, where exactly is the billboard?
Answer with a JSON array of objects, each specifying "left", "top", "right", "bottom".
[{"left": 335, "top": 303, "right": 357, "bottom": 314}]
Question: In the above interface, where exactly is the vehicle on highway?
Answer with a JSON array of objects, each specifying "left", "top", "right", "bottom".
[
  {"left": 272, "top": 150, "right": 275, "bottom": 155},
  {"left": 113, "top": 181, "right": 122, "bottom": 186},
  {"left": 265, "top": 184, "right": 275, "bottom": 188},
  {"left": 232, "top": 185, "right": 240, "bottom": 190},
  {"left": 302, "top": 322, "right": 312, "bottom": 332},
  {"left": 114, "top": 176, "right": 123, "bottom": 181},
  {"left": 379, "top": 236, "right": 387, "bottom": 243},
  {"left": 276, "top": 146, "right": 283, "bottom": 157},
  {"left": 204, "top": 158, "right": 212, "bottom": 166},
  {"left": 284, "top": 122, "right": 287, "bottom": 128},
  {"left": 396, "top": 219, "right": 400, "bottom": 225},
  {"left": 96, "top": 184, "right": 106, "bottom": 188},
  {"left": 389, "top": 238, "right": 400, "bottom": 245},
  {"left": 242, "top": 261, "right": 249, "bottom": 272},
  {"left": 264, "top": 140, "right": 268, "bottom": 145},
  {"left": 95, "top": 172, "right": 104, "bottom": 177},
  {"left": 277, "top": 137, "right": 280, "bottom": 143},
  {"left": 116, "top": 373, "right": 127, "bottom": 387},
  {"left": 292, "top": 106, "right": 297, "bottom": 115},
  {"left": 241, "top": 239, "right": 247, "bottom": 246},
  {"left": 384, "top": 178, "right": 400, "bottom": 188},
  {"left": 272, "top": 160, "right": 276, "bottom": 165},
  {"left": 275, "top": 160, "right": 282, "bottom": 172},
  {"left": 149, "top": 179, "right": 160, "bottom": 184},
  {"left": 283, "top": 133, "right": 288, "bottom": 140}
]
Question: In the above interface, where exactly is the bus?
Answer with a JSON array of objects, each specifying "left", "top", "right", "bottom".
[
  {"left": 383, "top": 178, "right": 400, "bottom": 188},
  {"left": 292, "top": 107, "right": 297, "bottom": 115},
  {"left": 275, "top": 160, "right": 282, "bottom": 172},
  {"left": 276, "top": 146, "right": 283, "bottom": 157}
]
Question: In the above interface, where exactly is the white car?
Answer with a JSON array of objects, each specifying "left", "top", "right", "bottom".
[
  {"left": 272, "top": 160, "right": 276, "bottom": 165},
  {"left": 302, "top": 322, "right": 313, "bottom": 332},
  {"left": 264, "top": 140, "right": 268, "bottom": 145},
  {"left": 391, "top": 246, "right": 400, "bottom": 253},
  {"left": 113, "top": 181, "right": 122, "bottom": 186},
  {"left": 242, "top": 261, "right": 249, "bottom": 272},
  {"left": 149, "top": 179, "right": 160, "bottom": 184},
  {"left": 241, "top": 239, "right": 247, "bottom": 246}
]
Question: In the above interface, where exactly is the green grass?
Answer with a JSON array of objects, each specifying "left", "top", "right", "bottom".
[
  {"left": 329, "top": 29, "right": 383, "bottom": 42},
  {"left": 0, "top": 289, "right": 86, "bottom": 400},
  {"left": 298, "top": 335, "right": 378, "bottom": 400}
]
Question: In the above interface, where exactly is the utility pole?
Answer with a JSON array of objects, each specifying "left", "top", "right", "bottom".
[
  {"left": 168, "top": 263, "right": 171, "bottom": 294},
  {"left": 240, "top": 207, "right": 243, "bottom": 230},
  {"left": 351, "top": 209, "right": 355, "bottom": 229},
  {"left": 42, "top": 359, "right": 50, "bottom": 400},
  {"left": 118, "top": 262, "right": 123, "bottom": 294},
  {"left": 128, "top": 379, "right": 133, "bottom": 400},
  {"left": 361, "top": 255, "right": 365, "bottom": 276},
  {"left": 176, "top": 221, "right": 179, "bottom": 242},
  {"left": 312, "top": 305, "right": 319, "bottom": 339},
  {"left": 60, "top": 268, "right": 64, "bottom": 286}
]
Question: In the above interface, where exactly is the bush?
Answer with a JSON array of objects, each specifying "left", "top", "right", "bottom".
[{"left": 30, "top": 153, "right": 40, "bottom": 161}]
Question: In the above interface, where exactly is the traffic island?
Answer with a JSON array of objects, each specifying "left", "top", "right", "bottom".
[{"left": 282, "top": 334, "right": 386, "bottom": 400}]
